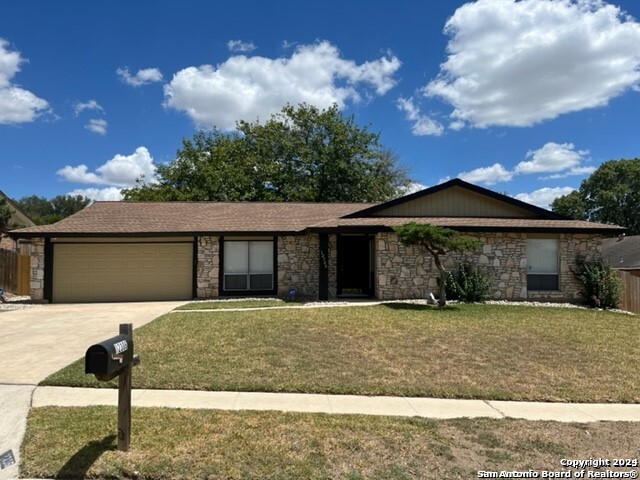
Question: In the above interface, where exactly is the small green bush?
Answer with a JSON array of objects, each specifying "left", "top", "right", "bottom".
[
  {"left": 445, "top": 261, "right": 491, "bottom": 303},
  {"left": 573, "top": 257, "right": 622, "bottom": 309},
  {"left": 445, "top": 272, "right": 461, "bottom": 301}
]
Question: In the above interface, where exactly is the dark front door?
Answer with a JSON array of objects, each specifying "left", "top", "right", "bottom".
[{"left": 337, "top": 234, "right": 373, "bottom": 296}]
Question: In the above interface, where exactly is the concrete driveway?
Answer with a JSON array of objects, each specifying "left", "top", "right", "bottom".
[
  {"left": 0, "top": 301, "right": 185, "bottom": 385},
  {"left": 0, "top": 301, "right": 184, "bottom": 480}
]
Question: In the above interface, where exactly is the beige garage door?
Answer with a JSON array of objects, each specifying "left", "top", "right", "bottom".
[{"left": 53, "top": 242, "right": 193, "bottom": 302}]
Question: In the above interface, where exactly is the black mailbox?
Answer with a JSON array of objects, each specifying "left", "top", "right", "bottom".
[{"left": 85, "top": 334, "right": 134, "bottom": 381}]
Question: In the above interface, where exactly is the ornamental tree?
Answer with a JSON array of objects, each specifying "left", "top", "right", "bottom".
[{"left": 394, "top": 222, "right": 481, "bottom": 307}]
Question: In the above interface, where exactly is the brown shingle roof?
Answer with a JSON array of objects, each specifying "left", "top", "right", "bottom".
[
  {"left": 10, "top": 201, "right": 375, "bottom": 236},
  {"left": 9, "top": 200, "right": 624, "bottom": 238}
]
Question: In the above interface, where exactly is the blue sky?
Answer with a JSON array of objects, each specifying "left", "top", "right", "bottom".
[{"left": 1, "top": 0, "right": 639, "bottom": 208}]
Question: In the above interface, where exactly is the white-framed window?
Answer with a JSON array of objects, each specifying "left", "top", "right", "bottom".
[
  {"left": 223, "top": 240, "right": 274, "bottom": 291},
  {"left": 526, "top": 238, "right": 559, "bottom": 291}
]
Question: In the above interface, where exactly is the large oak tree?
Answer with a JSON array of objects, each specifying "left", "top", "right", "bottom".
[
  {"left": 551, "top": 158, "right": 640, "bottom": 234},
  {"left": 123, "top": 104, "right": 410, "bottom": 202}
]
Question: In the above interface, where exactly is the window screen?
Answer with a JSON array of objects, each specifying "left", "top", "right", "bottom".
[
  {"left": 223, "top": 240, "right": 274, "bottom": 291},
  {"left": 527, "top": 239, "right": 558, "bottom": 274},
  {"left": 526, "top": 238, "right": 559, "bottom": 291},
  {"left": 224, "top": 242, "right": 249, "bottom": 274},
  {"left": 249, "top": 242, "right": 273, "bottom": 273}
]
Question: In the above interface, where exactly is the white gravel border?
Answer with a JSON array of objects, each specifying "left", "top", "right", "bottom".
[
  {"left": 184, "top": 297, "right": 634, "bottom": 315},
  {"left": 1, "top": 295, "right": 632, "bottom": 315},
  {"left": 0, "top": 295, "right": 42, "bottom": 312}
]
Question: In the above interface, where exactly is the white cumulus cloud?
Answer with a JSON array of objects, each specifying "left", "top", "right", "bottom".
[
  {"left": 0, "top": 39, "right": 21, "bottom": 87},
  {"left": 397, "top": 182, "right": 427, "bottom": 197},
  {"left": 542, "top": 165, "right": 596, "bottom": 179},
  {"left": 117, "top": 67, "right": 163, "bottom": 87},
  {"left": 458, "top": 163, "right": 514, "bottom": 185},
  {"left": 515, "top": 142, "right": 588, "bottom": 174},
  {"left": 73, "top": 99, "right": 104, "bottom": 116},
  {"left": 84, "top": 118, "right": 108, "bottom": 135},
  {"left": 164, "top": 40, "right": 401, "bottom": 130},
  {"left": 423, "top": 0, "right": 640, "bottom": 129},
  {"left": 227, "top": 39, "right": 256, "bottom": 52},
  {"left": 58, "top": 164, "right": 101, "bottom": 184},
  {"left": 0, "top": 38, "right": 50, "bottom": 124},
  {"left": 67, "top": 187, "right": 124, "bottom": 201},
  {"left": 396, "top": 97, "right": 444, "bottom": 136},
  {"left": 453, "top": 142, "right": 594, "bottom": 186},
  {"left": 57, "top": 147, "right": 156, "bottom": 194},
  {"left": 515, "top": 186, "right": 576, "bottom": 209}
]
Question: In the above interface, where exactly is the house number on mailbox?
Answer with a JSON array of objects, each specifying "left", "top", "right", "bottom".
[{"left": 113, "top": 340, "right": 128, "bottom": 354}]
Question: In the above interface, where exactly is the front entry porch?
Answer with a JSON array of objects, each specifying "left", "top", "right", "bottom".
[{"left": 336, "top": 234, "right": 374, "bottom": 297}]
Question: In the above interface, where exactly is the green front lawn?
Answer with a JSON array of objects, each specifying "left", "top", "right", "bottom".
[
  {"left": 42, "top": 304, "right": 640, "bottom": 402},
  {"left": 21, "top": 406, "right": 640, "bottom": 479}
]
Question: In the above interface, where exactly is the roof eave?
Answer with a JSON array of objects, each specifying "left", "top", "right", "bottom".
[
  {"left": 8, "top": 229, "right": 308, "bottom": 239},
  {"left": 307, "top": 224, "right": 625, "bottom": 235}
]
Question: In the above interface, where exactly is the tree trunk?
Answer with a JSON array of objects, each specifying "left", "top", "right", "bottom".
[{"left": 432, "top": 253, "right": 448, "bottom": 307}]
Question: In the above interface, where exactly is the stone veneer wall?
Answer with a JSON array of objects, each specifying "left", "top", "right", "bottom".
[
  {"left": 196, "top": 236, "right": 219, "bottom": 299},
  {"left": 30, "top": 231, "right": 600, "bottom": 303},
  {"left": 375, "top": 231, "right": 602, "bottom": 301},
  {"left": 277, "top": 234, "right": 322, "bottom": 299},
  {"left": 29, "top": 237, "right": 45, "bottom": 301},
  {"left": 196, "top": 234, "right": 336, "bottom": 300}
]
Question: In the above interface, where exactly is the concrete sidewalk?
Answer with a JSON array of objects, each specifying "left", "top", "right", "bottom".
[{"left": 32, "top": 386, "right": 640, "bottom": 423}]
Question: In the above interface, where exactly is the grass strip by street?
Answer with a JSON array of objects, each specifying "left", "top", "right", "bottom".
[
  {"left": 175, "top": 299, "right": 298, "bottom": 310},
  {"left": 41, "top": 304, "right": 640, "bottom": 403},
  {"left": 21, "top": 406, "right": 640, "bottom": 480}
]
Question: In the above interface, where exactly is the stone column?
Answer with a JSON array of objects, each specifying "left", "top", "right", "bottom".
[
  {"left": 196, "top": 236, "right": 219, "bottom": 298},
  {"left": 30, "top": 237, "right": 45, "bottom": 301}
]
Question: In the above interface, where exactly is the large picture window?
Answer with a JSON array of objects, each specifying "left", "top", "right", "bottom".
[
  {"left": 223, "top": 240, "right": 274, "bottom": 292},
  {"left": 526, "top": 238, "right": 559, "bottom": 291}
]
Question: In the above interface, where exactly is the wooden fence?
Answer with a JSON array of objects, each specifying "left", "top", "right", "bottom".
[
  {"left": 0, "top": 249, "right": 30, "bottom": 296},
  {"left": 618, "top": 270, "right": 640, "bottom": 315}
]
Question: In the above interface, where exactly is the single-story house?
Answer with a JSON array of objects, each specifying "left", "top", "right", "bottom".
[
  {"left": 9, "top": 178, "right": 623, "bottom": 303},
  {"left": 602, "top": 235, "right": 640, "bottom": 277}
]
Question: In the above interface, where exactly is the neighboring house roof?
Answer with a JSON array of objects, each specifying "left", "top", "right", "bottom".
[
  {"left": 0, "top": 190, "right": 36, "bottom": 229},
  {"left": 602, "top": 235, "right": 640, "bottom": 269},
  {"left": 9, "top": 178, "right": 624, "bottom": 238}
]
